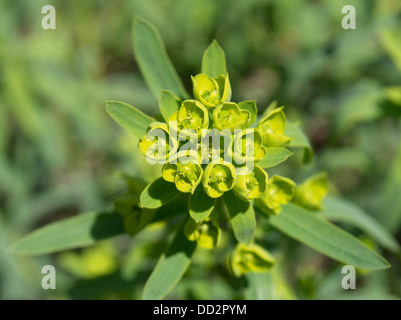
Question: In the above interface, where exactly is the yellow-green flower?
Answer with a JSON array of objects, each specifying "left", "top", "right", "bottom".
[
  {"left": 234, "top": 166, "right": 268, "bottom": 201},
  {"left": 293, "top": 172, "right": 328, "bottom": 210},
  {"left": 202, "top": 161, "right": 237, "bottom": 198},
  {"left": 162, "top": 159, "right": 203, "bottom": 194},
  {"left": 228, "top": 243, "right": 275, "bottom": 277},
  {"left": 212, "top": 102, "right": 250, "bottom": 131},
  {"left": 233, "top": 129, "right": 266, "bottom": 163},
  {"left": 192, "top": 73, "right": 231, "bottom": 108},
  {"left": 255, "top": 175, "right": 296, "bottom": 215},
  {"left": 184, "top": 218, "right": 221, "bottom": 249},
  {"left": 169, "top": 100, "right": 209, "bottom": 138},
  {"left": 257, "top": 107, "right": 291, "bottom": 147},
  {"left": 139, "top": 122, "right": 177, "bottom": 162}
]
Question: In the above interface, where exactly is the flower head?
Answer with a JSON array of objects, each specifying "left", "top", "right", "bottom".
[
  {"left": 169, "top": 100, "right": 209, "bottom": 137},
  {"left": 212, "top": 102, "right": 250, "bottom": 131},
  {"left": 234, "top": 165, "right": 268, "bottom": 201},
  {"left": 293, "top": 172, "right": 328, "bottom": 210},
  {"left": 192, "top": 73, "right": 231, "bottom": 108},
  {"left": 139, "top": 122, "right": 177, "bottom": 163},
  {"left": 257, "top": 107, "right": 292, "bottom": 148},
  {"left": 184, "top": 217, "right": 221, "bottom": 249},
  {"left": 162, "top": 153, "right": 203, "bottom": 194},
  {"left": 202, "top": 161, "right": 237, "bottom": 198},
  {"left": 228, "top": 243, "right": 275, "bottom": 277},
  {"left": 255, "top": 175, "right": 296, "bottom": 215}
]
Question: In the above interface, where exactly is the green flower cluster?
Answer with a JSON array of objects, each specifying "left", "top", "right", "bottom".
[
  {"left": 105, "top": 35, "right": 331, "bottom": 280},
  {"left": 134, "top": 72, "right": 329, "bottom": 259},
  {"left": 139, "top": 73, "right": 291, "bottom": 200}
]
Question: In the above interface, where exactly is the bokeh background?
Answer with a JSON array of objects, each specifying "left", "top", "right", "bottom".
[{"left": 1, "top": 0, "right": 401, "bottom": 299}]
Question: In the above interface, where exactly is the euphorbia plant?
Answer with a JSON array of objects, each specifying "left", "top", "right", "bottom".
[{"left": 9, "top": 16, "right": 396, "bottom": 300}]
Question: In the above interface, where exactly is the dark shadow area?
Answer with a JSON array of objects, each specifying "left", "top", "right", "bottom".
[
  {"left": 90, "top": 211, "right": 125, "bottom": 241},
  {"left": 68, "top": 270, "right": 148, "bottom": 300}
]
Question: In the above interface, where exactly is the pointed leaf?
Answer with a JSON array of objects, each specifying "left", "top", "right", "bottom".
[
  {"left": 133, "top": 16, "right": 188, "bottom": 100},
  {"left": 257, "top": 148, "right": 293, "bottom": 169},
  {"left": 8, "top": 211, "right": 124, "bottom": 256},
  {"left": 106, "top": 101, "right": 154, "bottom": 138},
  {"left": 321, "top": 196, "right": 400, "bottom": 254},
  {"left": 284, "top": 122, "right": 313, "bottom": 163},
  {"left": 263, "top": 203, "right": 390, "bottom": 270},
  {"left": 377, "top": 141, "right": 401, "bottom": 233},
  {"left": 143, "top": 224, "right": 196, "bottom": 300},
  {"left": 159, "top": 90, "right": 181, "bottom": 122},
  {"left": 223, "top": 191, "right": 256, "bottom": 245},
  {"left": 244, "top": 272, "right": 274, "bottom": 300},
  {"left": 189, "top": 186, "right": 216, "bottom": 222},
  {"left": 201, "top": 40, "right": 227, "bottom": 78},
  {"left": 140, "top": 178, "right": 181, "bottom": 209}
]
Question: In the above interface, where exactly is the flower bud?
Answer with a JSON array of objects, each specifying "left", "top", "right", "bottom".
[
  {"left": 212, "top": 102, "right": 251, "bottom": 131},
  {"left": 169, "top": 100, "right": 209, "bottom": 137},
  {"left": 255, "top": 175, "right": 296, "bottom": 215},
  {"left": 184, "top": 217, "right": 221, "bottom": 249},
  {"left": 234, "top": 165, "right": 268, "bottom": 201},
  {"left": 232, "top": 129, "right": 267, "bottom": 163},
  {"left": 139, "top": 122, "right": 177, "bottom": 163},
  {"left": 293, "top": 172, "right": 328, "bottom": 210},
  {"left": 257, "top": 107, "right": 292, "bottom": 147},
  {"left": 202, "top": 161, "right": 237, "bottom": 198},
  {"left": 228, "top": 243, "right": 275, "bottom": 277},
  {"left": 192, "top": 73, "right": 231, "bottom": 108},
  {"left": 162, "top": 156, "right": 203, "bottom": 194}
]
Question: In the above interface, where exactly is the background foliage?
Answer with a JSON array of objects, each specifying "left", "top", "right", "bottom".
[{"left": 1, "top": 0, "right": 401, "bottom": 299}]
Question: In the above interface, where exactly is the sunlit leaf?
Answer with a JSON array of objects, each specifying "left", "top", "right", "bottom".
[
  {"left": 284, "top": 122, "right": 313, "bottom": 163},
  {"left": 140, "top": 177, "right": 181, "bottom": 209},
  {"left": 133, "top": 16, "right": 188, "bottom": 100},
  {"left": 201, "top": 40, "right": 227, "bottom": 78},
  {"left": 106, "top": 101, "right": 154, "bottom": 138},
  {"left": 8, "top": 211, "right": 124, "bottom": 256},
  {"left": 262, "top": 203, "right": 390, "bottom": 270},
  {"left": 257, "top": 148, "right": 293, "bottom": 169},
  {"left": 223, "top": 191, "right": 256, "bottom": 245},
  {"left": 143, "top": 224, "right": 196, "bottom": 300},
  {"left": 321, "top": 196, "right": 400, "bottom": 254}
]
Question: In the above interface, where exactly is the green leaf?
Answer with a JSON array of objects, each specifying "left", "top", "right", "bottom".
[
  {"left": 133, "top": 16, "right": 188, "bottom": 100},
  {"left": 8, "top": 211, "right": 124, "bottom": 256},
  {"left": 376, "top": 141, "right": 401, "bottom": 233},
  {"left": 380, "top": 28, "right": 401, "bottom": 73},
  {"left": 159, "top": 90, "right": 181, "bottom": 122},
  {"left": 321, "top": 196, "right": 400, "bottom": 254},
  {"left": 106, "top": 101, "right": 154, "bottom": 138},
  {"left": 201, "top": 40, "right": 227, "bottom": 78},
  {"left": 284, "top": 122, "right": 313, "bottom": 163},
  {"left": 263, "top": 203, "right": 390, "bottom": 270},
  {"left": 189, "top": 186, "right": 216, "bottom": 222},
  {"left": 244, "top": 272, "right": 274, "bottom": 300},
  {"left": 140, "top": 177, "right": 181, "bottom": 209},
  {"left": 143, "top": 223, "right": 196, "bottom": 300},
  {"left": 223, "top": 191, "right": 256, "bottom": 245},
  {"left": 257, "top": 148, "right": 293, "bottom": 169},
  {"left": 238, "top": 101, "right": 257, "bottom": 126}
]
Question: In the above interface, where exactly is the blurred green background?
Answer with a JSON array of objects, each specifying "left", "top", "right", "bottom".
[{"left": 1, "top": 0, "right": 401, "bottom": 299}]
